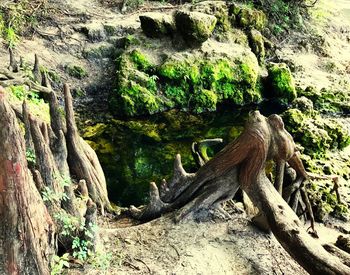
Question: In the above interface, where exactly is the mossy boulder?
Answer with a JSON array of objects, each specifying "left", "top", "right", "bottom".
[
  {"left": 111, "top": 44, "right": 261, "bottom": 116},
  {"left": 111, "top": 49, "right": 163, "bottom": 116},
  {"left": 83, "top": 42, "right": 116, "bottom": 59},
  {"left": 79, "top": 23, "right": 107, "bottom": 42},
  {"left": 191, "top": 1, "right": 231, "bottom": 33},
  {"left": 282, "top": 108, "right": 350, "bottom": 157},
  {"left": 299, "top": 86, "right": 350, "bottom": 114},
  {"left": 291, "top": 96, "right": 314, "bottom": 114},
  {"left": 65, "top": 64, "right": 88, "bottom": 79},
  {"left": 139, "top": 13, "right": 175, "bottom": 38},
  {"left": 266, "top": 63, "right": 297, "bottom": 104},
  {"left": 175, "top": 11, "right": 217, "bottom": 44},
  {"left": 248, "top": 29, "right": 265, "bottom": 64},
  {"left": 229, "top": 4, "right": 267, "bottom": 31}
]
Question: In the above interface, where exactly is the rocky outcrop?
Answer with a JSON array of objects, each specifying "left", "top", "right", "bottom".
[
  {"left": 175, "top": 11, "right": 217, "bottom": 44},
  {"left": 111, "top": 44, "right": 261, "bottom": 116},
  {"left": 229, "top": 3, "right": 267, "bottom": 30},
  {"left": 265, "top": 63, "right": 297, "bottom": 104},
  {"left": 139, "top": 13, "right": 175, "bottom": 38},
  {"left": 248, "top": 29, "right": 265, "bottom": 64}
]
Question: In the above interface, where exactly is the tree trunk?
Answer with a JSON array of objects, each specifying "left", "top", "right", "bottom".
[
  {"left": 0, "top": 92, "right": 55, "bottom": 275},
  {"left": 0, "top": 51, "right": 113, "bottom": 273}
]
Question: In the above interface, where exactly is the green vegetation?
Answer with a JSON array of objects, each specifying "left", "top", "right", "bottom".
[
  {"left": 82, "top": 110, "right": 245, "bottom": 206},
  {"left": 51, "top": 253, "right": 70, "bottom": 275},
  {"left": 265, "top": 63, "right": 297, "bottom": 104},
  {"left": 111, "top": 49, "right": 261, "bottom": 116},
  {"left": 0, "top": 0, "right": 43, "bottom": 47},
  {"left": 298, "top": 86, "right": 350, "bottom": 114},
  {"left": 229, "top": 3, "right": 267, "bottom": 31},
  {"left": 65, "top": 64, "right": 88, "bottom": 79},
  {"left": 8, "top": 85, "right": 51, "bottom": 122},
  {"left": 282, "top": 108, "right": 350, "bottom": 158},
  {"left": 175, "top": 11, "right": 217, "bottom": 44}
]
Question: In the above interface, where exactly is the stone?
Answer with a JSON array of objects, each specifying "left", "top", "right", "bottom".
[
  {"left": 175, "top": 11, "right": 217, "bottom": 44},
  {"left": 83, "top": 42, "right": 116, "bottom": 59},
  {"left": 266, "top": 63, "right": 297, "bottom": 104},
  {"left": 191, "top": 1, "right": 230, "bottom": 32},
  {"left": 229, "top": 4, "right": 267, "bottom": 31},
  {"left": 291, "top": 96, "right": 314, "bottom": 114},
  {"left": 139, "top": 13, "right": 175, "bottom": 38},
  {"left": 248, "top": 29, "right": 265, "bottom": 64},
  {"left": 79, "top": 23, "right": 106, "bottom": 42}
]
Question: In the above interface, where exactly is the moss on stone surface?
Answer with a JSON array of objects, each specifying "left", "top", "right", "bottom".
[
  {"left": 65, "top": 64, "right": 88, "bottom": 79},
  {"left": 81, "top": 109, "right": 245, "bottom": 206},
  {"left": 248, "top": 29, "right": 265, "bottom": 64},
  {"left": 298, "top": 86, "right": 350, "bottom": 114},
  {"left": 266, "top": 63, "right": 297, "bottom": 104},
  {"left": 191, "top": 1, "right": 231, "bottom": 33},
  {"left": 229, "top": 3, "right": 267, "bottom": 31},
  {"left": 111, "top": 48, "right": 261, "bottom": 117},
  {"left": 282, "top": 108, "right": 350, "bottom": 157},
  {"left": 175, "top": 11, "right": 217, "bottom": 44}
]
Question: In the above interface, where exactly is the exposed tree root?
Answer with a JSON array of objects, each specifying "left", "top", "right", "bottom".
[{"left": 129, "top": 110, "right": 350, "bottom": 274}]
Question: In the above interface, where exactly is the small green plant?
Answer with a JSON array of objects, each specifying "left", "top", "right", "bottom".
[
  {"left": 72, "top": 237, "right": 91, "bottom": 261},
  {"left": 89, "top": 251, "right": 112, "bottom": 270},
  {"left": 51, "top": 253, "right": 70, "bottom": 275},
  {"left": 26, "top": 148, "right": 36, "bottom": 165},
  {"left": 54, "top": 211, "right": 81, "bottom": 236},
  {"left": 41, "top": 175, "right": 71, "bottom": 203},
  {"left": 11, "top": 85, "right": 26, "bottom": 100},
  {"left": 0, "top": 0, "right": 43, "bottom": 47},
  {"left": 10, "top": 85, "right": 43, "bottom": 105}
]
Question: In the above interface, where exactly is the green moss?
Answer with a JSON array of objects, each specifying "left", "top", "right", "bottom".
[
  {"left": 129, "top": 49, "right": 152, "bottom": 71},
  {"left": 229, "top": 4, "right": 267, "bottom": 31},
  {"left": 7, "top": 85, "right": 50, "bottom": 123},
  {"left": 65, "top": 64, "right": 88, "bottom": 79},
  {"left": 118, "top": 82, "right": 161, "bottom": 116},
  {"left": 192, "top": 89, "right": 218, "bottom": 113},
  {"left": 248, "top": 29, "right": 265, "bottom": 64},
  {"left": 282, "top": 108, "right": 350, "bottom": 157},
  {"left": 307, "top": 179, "right": 349, "bottom": 221},
  {"left": 82, "top": 123, "right": 107, "bottom": 139},
  {"left": 112, "top": 49, "right": 261, "bottom": 116},
  {"left": 299, "top": 86, "right": 350, "bottom": 114},
  {"left": 266, "top": 63, "right": 297, "bottom": 104},
  {"left": 175, "top": 11, "right": 217, "bottom": 44}
]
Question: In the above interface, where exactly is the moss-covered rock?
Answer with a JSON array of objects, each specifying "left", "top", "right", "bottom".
[
  {"left": 291, "top": 96, "right": 314, "bottom": 114},
  {"left": 65, "top": 64, "right": 88, "bottom": 79},
  {"left": 81, "top": 109, "right": 245, "bottom": 206},
  {"left": 191, "top": 1, "right": 231, "bottom": 33},
  {"left": 282, "top": 108, "right": 350, "bottom": 157},
  {"left": 83, "top": 42, "right": 116, "bottom": 59},
  {"left": 298, "top": 86, "right": 350, "bottom": 114},
  {"left": 248, "top": 29, "right": 265, "bottom": 64},
  {"left": 175, "top": 10, "right": 217, "bottom": 44},
  {"left": 139, "top": 13, "right": 175, "bottom": 38},
  {"left": 229, "top": 3, "right": 267, "bottom": 31},
  {"left": 111, "top": 45, "right": 261, "bottom": 116},
  {"left": 266, "top": 63, "right": 297, "bottom": 104}
]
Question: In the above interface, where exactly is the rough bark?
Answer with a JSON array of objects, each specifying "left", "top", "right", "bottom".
[
  {"left": 63, "top": 84, "right": 111, "bottom": 213},
  {"left": 0, "top": 51, "right": 111, "bottom": 273},
  {"left": 0, "top": 91, "right": 55, "bottom": 275}
]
